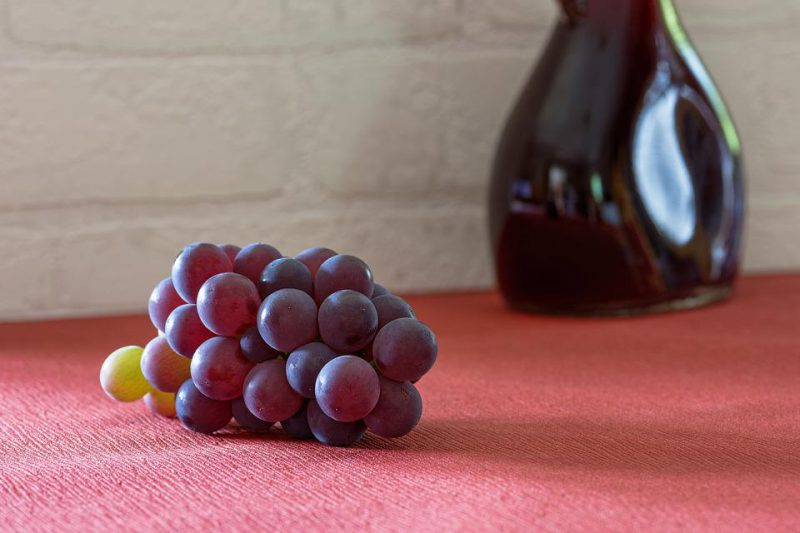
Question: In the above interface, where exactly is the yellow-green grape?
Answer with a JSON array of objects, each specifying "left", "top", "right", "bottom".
[
  {"left": 143, "top": 390, "right": 177, "bottom": 418},
  {"left": 99, "top": 345, "right": 151, "bottom": 402}
]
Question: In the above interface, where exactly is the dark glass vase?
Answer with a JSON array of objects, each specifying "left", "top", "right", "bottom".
[{"left": 489, "top": 0, "right": 744, "bottom": 315}]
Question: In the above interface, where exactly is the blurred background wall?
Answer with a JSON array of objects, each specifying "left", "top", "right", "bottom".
[{"left": 0, "top": 0, "right": 797, "bottom": 320}]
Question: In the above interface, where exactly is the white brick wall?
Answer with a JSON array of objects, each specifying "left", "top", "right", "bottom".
[{"left": 0, "top": 0, "right": 796, "bottom": 319}]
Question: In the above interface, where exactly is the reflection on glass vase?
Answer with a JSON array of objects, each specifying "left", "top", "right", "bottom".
[{"left": 489, "top": 0, "right": 745, "bottom": 315}]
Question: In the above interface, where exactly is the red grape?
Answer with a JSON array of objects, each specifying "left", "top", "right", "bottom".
[
  {"left": 171, "top": 242, "right": 232, "bottom": 303},
  {"left": 258, "top": 257, "right": 313, "bottom": 299},
  {"left": 239, "top": 325, "right": 280, "bottom": 364},
  {"left": 315, "top": 355, "right": 379, "bottom": 422},
  {"left": 175, "top": 379, "right": 231, "bottom": 434},
  {"left": 140, "top": 335, "right": 191, "bottom": 392},
  {"left": 232, "top": 397, "right": 273, "bottom": 433},
  {"left": 218, "top": 243, "right": 241, "bottom": 263},
  {"left": 197, "top": 273, "right": 260, "bottom": 336},
  {"left": 372, "top": 294, "right": 415, "bottom": 331},
  {"left": 318, "top": 290, "right": 378, "bottom": 353},
  {"left": 164, "top": 304, "right": 214, "bottom": 358},
  {"left": 285, "top": 342, "right": 337, "bottom": 398},
  {"left": 373, "top": 318, "right": 437, "bottom": 382},
  {"left": 243, "top": 359, "right": 303, "bottom": 422},
  {"left": 307, "top": 400, "right": 366, "bottom": 446},
  {"left": 364, "top": 377, "right": 422, "bottom": 438},
  {"left": 148, "top": 277, "right": 185, "bottom": 332},
  {"left": 314, "top": 254, "right": 374, "bottom": 304},
  {"left": 257, "top": 288, "right": 318, "bottom": 353},
  {"left": 280, "top": 400, "right": 313, "bottom": 439},
  {"left": 233, "top": 243, "right": 281, "bottom": 285},
  {"left": 295, "top": 247, "right": 337, "bottom": 277},
  {"left": 190, "top": 337, "right": 254, "bottom": 401}
]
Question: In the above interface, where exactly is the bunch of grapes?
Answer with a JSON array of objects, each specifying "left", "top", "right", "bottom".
[{"left": 99, "top": 243, "right": 437, "bottom": 446}]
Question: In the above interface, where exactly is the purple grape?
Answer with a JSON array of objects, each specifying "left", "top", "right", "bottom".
[
  {"left": 243, "top": 359, "right": 303, "bottom": 422},
  {"left": 218, "top": 243, "right": 241, "bottom": 264},
  {"left": 148, "top": 277, "right": 185, "bottom": 332},
  {"left": 315, "top": 355, "right": 379, "bottom": 422},
  {"left": 232, "top": 397, "right": 273, "bottom": 433},
  {"left": 258, "top": 257, "right": 313, "bottom": 299},
  {"left": 373, "top": 318, "right": 437, "bottom": 382},
  {"left": 165, "top": 304, "right": 215, "bottom": 358},
  {"left": 280, "top": 400, "right": 313, "bottom": 439},
  {"left": 239, "top": 325, "right": 280, "bottom": 364},
  {"left": 318, "top": 290, "right": 378, "bottom": 353},
  {"left": 234, "top": 243, "right": 282, "bottom": 286},
  {"left": 171, "top": 242, "right": 232, "bottom": 303},
  {"left": 175, "top": 379, "right": 231, "bottom": 434},
  {"left": 314, "top": 254, "right": 374, "bottom": 304},
  {"left": 197, "top": 273, "right": 260, "bottom": 336},
  {"left": 257, "top": 288, "right": 318, "bottom": 353},
  {"left": 307, "top": 400, "right": 366, "bottom": 446},
  {"left": 285, "top": 342, "right": 337, "bottom": 398},
  {"left": 190, "top": 337, "right": 254, "bottom": 401},
  {"left": 371, "top": 284, "right": 390, "bottom": 298},
  {"left": 372, "top": 294, "right": 415, "bottom": 331},
  {"left": 364, "top": 377, "right": 422, "bottom": 438},
  {"left": 295, "top": 247, "right": 337, "bottom": 277},
  {"left": 140, "top": 335, "right": 191, "bottom": 392}
]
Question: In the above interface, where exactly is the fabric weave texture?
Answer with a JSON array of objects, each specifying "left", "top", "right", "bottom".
[{"left": 1, "top": 275, "right": 799, "bottom": 531}]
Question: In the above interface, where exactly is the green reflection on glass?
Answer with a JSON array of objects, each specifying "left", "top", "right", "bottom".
[
  {"left": 590, "top": 172, "right": 604, "bottom": 205},
  {"left": 659, "top": 0, "right": 742, "bottom": 155}
]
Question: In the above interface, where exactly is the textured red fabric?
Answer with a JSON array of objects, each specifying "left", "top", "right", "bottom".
[{"left": 1, "top": 275, "right": 799, "bottom": 531}]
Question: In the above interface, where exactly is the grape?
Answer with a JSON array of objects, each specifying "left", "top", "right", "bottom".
[
  {"left": 240, "top": 325, "right": 280, "bottom": 364},
  {"left": 364, "top": 377, "right": 422, "bottom": 438},
  {"left": 315, "top": 355, "right": 379, "bottom": 422},
  {"left": 148, "top": 277, "right": 185, "bottom": 332},
  {"left": 258, "top": 257, "right": 313, "bottom": 299},
  {"left": 314, "top": 255, "right": 374, "bottom": 304},
  {"left": 280, "top": 400, "right": 313, "bottom": 439},
  {"left": 191, "top": 337, "right": 254, "bottom": 401},
  {"left": 285, "top": 342, "right": 337, "bottom": 398},
  {"left": 140, "top": 335, "right": 191, "bottom": 392},
  {"left": 232, "top": 397, "right": 273, "bottom": 433},
  {"left": 371, "top": 283, "right": 390, "bottom": 298},
  {"left": 295, "top": 247, "right": 337, "bottom": 277},
  {"left": 243, "top": 359, "right": 303, "bottom": 422},
  {"left": 197, "top": 272, "right": 260, "bottom": 336},
  {"left": 99, "top": 345, "right": 150, "bottom": 402},
  {"left": 373, "top": 318, "right": 437, "bottom": 382},
  {"left": 372, "top": 294, "right": 415, "bottom": 331},
  {"left": 234, "top": 243, "right": 281, "bottom": 285},
  {"left": 307, "top": 400, "right": 366, "bottom": 446},
  {"left": 257, "top": 288, "right": 318, "bottom": 353},
  {"left": 218, "top": 243, "right": 241, "bottom": 264},
  {"left": 175, "top": 379, "right": 232, "bottom": 434},
  {"left": 317, "top": 290, "right": 378, "bottom": 353},
  {"left": 143, "top": 390, "right": 177, "bottom": 418},
  {"left": 171, "top": 242, "right": 232, "bottom": 303},
  {"left": 164, "top": 304, "right": 214, "bottom": 358}
]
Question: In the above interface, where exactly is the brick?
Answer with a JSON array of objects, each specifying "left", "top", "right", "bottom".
[
  {"left": 6, "top": 0, "right": 459, "bottom": 53},
  {"left": 0, "top": 61, "right": 291, "bottom": 208},
  {"left": 292, "top": 52, "right": 444, "bottom": 196}
]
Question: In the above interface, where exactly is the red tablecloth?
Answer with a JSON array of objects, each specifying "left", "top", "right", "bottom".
[{"left": 1, "top": 275, "right": 799, "bottom": 531}]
